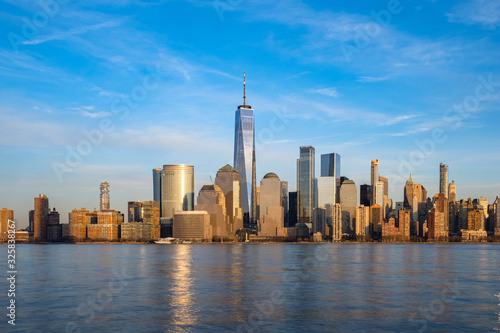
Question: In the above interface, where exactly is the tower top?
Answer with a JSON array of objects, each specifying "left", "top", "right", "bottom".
[
  {"left": 243, "top": 72, "right": 246, "bottom": 106},
  {"left": 408, "top": 173, "right": 413, "bottom": 184}
]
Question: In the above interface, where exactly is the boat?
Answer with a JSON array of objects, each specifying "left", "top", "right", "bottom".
[{"left": 154, "top": 237, "right": 175, "bottom": 244}]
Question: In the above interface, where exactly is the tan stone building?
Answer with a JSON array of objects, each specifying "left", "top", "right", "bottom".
[
  {"left": 258, "top": 173, "right": 286, "bottom": 237},
  {"left": 215, "top": 164, "right": 244, "bottom": 235},
  {"left": 195, "top": 184, "right": 228, "bottom": 239},
  {"left": 173, "top": 211, "right": 212, "bottom": 240},
  {"left": 0, "top": 208, "right": 14, "bottom": 241}
]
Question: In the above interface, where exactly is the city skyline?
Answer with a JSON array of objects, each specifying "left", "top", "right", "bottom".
[{"left": 1, "top": 1, "right": 500, "bottom": 228}]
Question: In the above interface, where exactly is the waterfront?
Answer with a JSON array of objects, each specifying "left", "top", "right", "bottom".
[{"left": 4, "top": 244, "right": 500, "bottom": 332}]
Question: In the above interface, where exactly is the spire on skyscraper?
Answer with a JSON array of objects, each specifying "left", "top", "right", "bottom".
[{"left": 243, "top": 71, "right": 246, "bottom": 106}]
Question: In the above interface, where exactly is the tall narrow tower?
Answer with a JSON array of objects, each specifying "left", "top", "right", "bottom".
[
  {"left": 297, "top": 146, "right": 316, "bottom": 224},
  {"left": 100, "top": 181, "right": 110, "bottom": 210},
  {"left": 371, "top": 159, "right": 379, "bottom": 205},
  {"left": 234, "top": 72, "right": 256, "bottom": 228},
  {"left": 439, "top": 163, "right": 449, "bottom": 198}
]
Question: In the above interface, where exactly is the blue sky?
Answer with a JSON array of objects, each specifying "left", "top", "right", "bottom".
[{"left": 1, "top": 0, "right": 499, "bottom": 228}]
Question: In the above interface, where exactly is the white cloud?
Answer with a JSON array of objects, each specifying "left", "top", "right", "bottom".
[
  {"left": 447, "top": 0, "right": 500, "bottom": 28},
  {"left": 312, "top": 87, "right": 339, "bottom": 98},
  {"left": 358, "top": 76, "right": 390, "bottom": 83}
]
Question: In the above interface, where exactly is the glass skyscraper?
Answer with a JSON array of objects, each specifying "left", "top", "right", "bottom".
[
  {"left": 161, "top": 164, "right": 194, "bottom": 221},
  {"left": 439, "top": 162, "right": 449, "bottom": 198},
  {"left": 153, "top": 168, "right": 162, "bottom": 215},
  {"left": 234, "top": 73, "right": 256, "bottom": 227},
  {"left": 297, "top": 146, "right": 316, "bottom": 223}
]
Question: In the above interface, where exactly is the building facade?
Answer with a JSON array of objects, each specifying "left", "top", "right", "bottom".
[
  {"left": 100, "top": 181, "right": 110, "bottom": 210},
  {"left": 161, "top": 164, "right": 194, "bottom": 221},
  {"left": 297, "top": 146, "right": 316, "bottom": 224},
  {"left": 439, "top": 163, "right": 449, "bottom": 198}
]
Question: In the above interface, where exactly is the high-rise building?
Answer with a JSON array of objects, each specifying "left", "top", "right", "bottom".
[
  {"left": 371, "top": 159, "right": 379, "bottom": 205},
  {"left": 233, "top": 73, "right": 256, "bottom": 227},
  {"left": 100, "top": 181, "right": 110, "bottom": 210},
  {"left": 297, "top": 146, "right": 316, "bottom": 224},
  {"left": 48, "top": 208, "right": 60, "bottom": 225},
  {"left": 0, "top": 208, "right": 14, "bottom": 240},
  {"left": 404, "top": 174, "right": 427, "bottom": 216},
  {"left": 161, "top": 164, "right": 194, "bottom": 221},
  {"left": 375, "top": 181, "right": 384, "bottom": 208},
  {"left": 173, "top": 211, "right": 212, "bottom": 241},
  {"left": 355, "top": 205, "right": 370, "bottom": 237},
  {"left": 312, "top": 207, "right": 326, "bottom": 236},
  {"left": 340, "top": 180, "right": 357, "bottom": 235},
  {"left": 34, "top": 194, "right": 49, "bottom": 241},
  {"left": 195, "top": 185, "right": 227, "bottom": 239},
  {"left": 153, "top": 168, "right": 162, "bottom": 214},
  {"left": 370, "top": 204, "right": 383, "bottom": 237},
  {"left": 360, "top": 184, "right": 372, "bottom": 207},
  {"left": 439, "top": 163, "right": 449, "bottom": 198},
  {"left": 448, "top": 181, "right": 456, "bottom": 202},
  {"left": 215, "top": 164, "right": 244, "bottom": 234},
  {"left": 288, "top": 191, "right": 297, "bottom": 227},
  {"left": 258, "top": 173, "right": 285, "bottom": 237},
  {"left": 282, "top": 181, "right": 289, "bottom": 227},
  {"left": 332, "top": 203, "right": 342, "bottom": 241},
  {"left": 321, "top": 153, "right": 341, "bottom": 203},
  {"left": 495, "top": 197, "right": 500, "bottom": 236},
  {"left": 318, "top": 177, "right": 336, "bottom": 227},
  {"left": 468, "top": 209, "right": 485, "bottom": 231},
  {"left": 379, "top": 176, "right": 389, "bottom": 198},
  {"left": 29, "top": 210, "right": 34, "bottom": 233}
]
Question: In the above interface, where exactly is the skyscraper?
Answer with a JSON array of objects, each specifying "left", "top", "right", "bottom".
[
  {"left": 100, "top": 181, "right": 110, "bottom": 210},
  {"left": 234, "top": 73, "right": 256, "bottom": 228},
  {"left": 0, "top": 208, "right": 14, "bottom": 240},
  {"left": 360, "top": 184, "right": 372, "bottom": 207},
  {"left": 340, "top": 180, "right": 357, "bottom": 234},
  {"left": 161, "top": 165, "right": 194, "bottom": 221},
  {"left": 439, "top": 163, "right": 449, "bottom": 198},
  {"left": 215, "top": 164, "right": 244, "bottom": 234},
  {"left": 448, "top": 181, "right": 456, "bottom": 202},
  {"left": 371, "top": 159, "right": 379, "bottom": 205},
  {"left": 297, "top": 146, "right": 316, "bottom": 224},
  {"left": 258, "top": 173, "right": 285, "bottom": 237},
  {"left": 153, "top": 168, "right": 162, "bottom": 214},
  {"left": 34, "top": 194, "right": 49, "bottom": 241}
]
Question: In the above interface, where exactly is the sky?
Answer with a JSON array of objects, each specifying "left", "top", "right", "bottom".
[{"left": 1, "top": 0, "right": 499, "bottom": 228}]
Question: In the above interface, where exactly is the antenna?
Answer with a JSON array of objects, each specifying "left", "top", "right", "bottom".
[
  {"left": 209, "top": 175, "right": 214, "bottom": 185},
  {"left": 243, "top": 71, "right": 246, "bottom": 106}
]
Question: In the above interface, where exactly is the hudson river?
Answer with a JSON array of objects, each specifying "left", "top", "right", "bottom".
[{"left": 5, "top": 244, "right": 500, "bottom": 332}]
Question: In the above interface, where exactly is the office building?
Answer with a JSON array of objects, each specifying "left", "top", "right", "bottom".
[
  {"left": 370, "top": 204, "right": 383, "bottom": 237},
  {"left": 173, "top": 211, "right": 212, "bottom": 241},
  {"left": 215, "top": 164, "right": 244, "bottom": 234},
  {"left": 321, "top": 153, "right": 341, "bottom": 203},
  {"left": 100, "top": 181, "right": 110, "bottom": 210},
  {"left": 258, "top": 173, "right": 286, "bottom": 237},
  {"left": 495, "top": 197, "right": 500, "bottom": 236},
  {"left": 340, "top": 180, "right": 357, "bottom": 235},
  {"left": 360, "top": 184, "right": 372, "bottom": 207},
  {"left": 312, "top": 207, "right": 326, "bottom": 236},
  {"left": 153, "top": 168, "right": 162, "bottom": 213},
  {"left": 234, "top": 73, "right": 256, "bottom": 227},
  {"left": 439, "top": 163, "right": 449, "bottom": 198},
  {"left": 288, "top": 191, "right": 297, "bottom": 227},
  {"left": 195, "top": 185, "right": 228, "bottom": 239},
  {"left": 318, "top": 176, "right": 336, "bottom": 227},
  {"left": 282, "top": 181, "right": 289, "bottom": 227},
  {"left": 161, "top": 164, "right": 194, "bottom": 221},
  {"left": 297, "top": 146, "right": 316, "bottom": 224}
]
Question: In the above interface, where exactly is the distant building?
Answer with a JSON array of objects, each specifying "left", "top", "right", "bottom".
[
  {"left": 0, "top": 208, "right": 14, "bottom": 241},
  {"left": 428, "top": 194, "right": 449, "bottom": 240},
  {"left": 68, "top": 208, "right": 97, "bottom": 241},
  {"left": 297, "top": 146, "right": 316, "bottom": 224},
  {"left": 321, "top": 153, "right": 341, "bottom": 203},
  {"left": 282, "top": 181, "right": 289, "bottom": 227},
  {"left": 288, "top": 191, "right": 297, "bottom": 227},
  {"left": 494, "top": 197, "right": 500, "bottom": 236},
  {"left": 340, "top": 180, "right": 357, "bottom": 235},
  {"left": 318, "top": 176, "right": 336, "bottom": 227},
  {"left": 153, "top": 168, "right": 162, "bottom": 214},
  {"left": 100, "top": 181, "right": 110, "bottom": 210},
  {"left": 360, "top": 184, "right": 372, "bottom": 207},
  {"left": 468, "top": 209, "right": 485, "bottom": 231},
  {"left": 459, "top": 199, "right": 473, "bottom": 230},
  {"left": 195, "top": 185, "right": 228, "bottom": 239},
  {"left": 448, "top": 181, "right": 456, "bottom": 202},
  {"left": 258, "top": 173, "right": 286, "bottom": 237},
  {"left": 234, "top": 74, "right": 256, "bottom": 227},
  {"left": 355, "top": 205, "right": 370, "bottom": 237},
  {"left": 332, "top": 203, "right": 342, "bottom": 241},
  {"left": 161, "top": 164, "right": 194, "bottom": 221},
  {"left": 34, "top": 194, "right": 49, "bottom": 241},
  {"left": 29, "top": 210, "right": 34, "bottom": 233},
  {"left": 173, "top": 211, "right": 212, "bottom": 241},
  {"left": 439, "top": 163, "right": 449, "bottom": 198},
  {"left": 215, "top": 164, "right": 244, "bottom": 235},
  {"left": 370, "top": 204, "right": 383, "bottom": 237},
  {"left": 48, "top": 208, "right": 60, "bottom": 225},
  {"left": 313, "top": 207, "right": 326, "bottom": 236},
  {"left": 371, "top": 159, "right": 379, "bottom": 205}
]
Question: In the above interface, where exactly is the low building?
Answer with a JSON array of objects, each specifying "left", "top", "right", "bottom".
[
  {"left": 87, "top": 224, "right": 120, "bottom": 241},
  {"left": 461, "top": 229, "right": 487, "bottom": 242},
  {"left": 173, "top": 211, "right": 212, "bottom": 241}
]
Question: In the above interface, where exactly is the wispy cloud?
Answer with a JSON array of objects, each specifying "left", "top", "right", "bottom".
[
  {"left": 447, "top": 0, "right": 500, "bottom": 28},
  {"left": 22, "top": 20, "right": 123, "bottom": 46},
  {"left": 358, "top": 75, "right": 390, "bottom": 83},
  {"left": 312, "top": 87, "right": 339, "bottom": 98}
]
